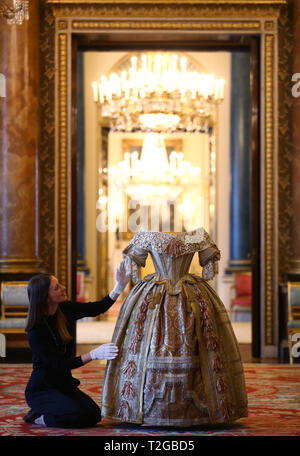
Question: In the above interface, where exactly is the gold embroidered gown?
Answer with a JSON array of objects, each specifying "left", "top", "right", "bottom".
[{"left": 101, "top": 229, "right": 248, "bottom": 427}]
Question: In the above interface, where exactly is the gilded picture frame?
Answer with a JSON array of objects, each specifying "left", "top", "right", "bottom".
[{"left": 45, "top": 0, "right": 288, "bottom": 357}]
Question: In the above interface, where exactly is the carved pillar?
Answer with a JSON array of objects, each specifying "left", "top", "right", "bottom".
[
  {"left": 0, "top": 0, "right": 42, "bottom": 276},
  {"left": 289, "top": 0, "right": 300, "bottom": 276}
]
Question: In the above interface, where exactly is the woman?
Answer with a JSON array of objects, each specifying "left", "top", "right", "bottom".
[{"left": 23, "top": 260, "right": 129, "bottom": 428}]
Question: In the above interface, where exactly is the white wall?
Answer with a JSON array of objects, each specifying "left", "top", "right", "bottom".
[{"left": 84, "top": 51, "right": 232, "bottom": 308}]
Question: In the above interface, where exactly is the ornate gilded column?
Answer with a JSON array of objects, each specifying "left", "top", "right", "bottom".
[
  {"left": 0, "top": 0, "right": 42, "bottom": 276},
  {"left": 226, "top": 52, "right": 252, "bottom": 274},
  {"left": 289, "top": 0, "right": 300, "bottom": 276}
]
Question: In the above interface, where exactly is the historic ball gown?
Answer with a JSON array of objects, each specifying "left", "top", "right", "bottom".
[{"left": 101, "top": 228, "right": 248, "bottom": 427}]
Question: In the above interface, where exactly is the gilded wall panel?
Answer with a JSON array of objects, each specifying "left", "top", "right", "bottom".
[{"left": 38, "top": 0, "right": 292, "bottom": 354}]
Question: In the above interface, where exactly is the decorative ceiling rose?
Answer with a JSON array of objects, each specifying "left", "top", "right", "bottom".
[
  {"left": 0, "top": 0, "right": 29, "bottom": 25},
  {"left": 93, "top": 52, "right": 225, "bottom": 133},
  {"left": 98, "top": 133, "right": 202, "bottom": 205}
]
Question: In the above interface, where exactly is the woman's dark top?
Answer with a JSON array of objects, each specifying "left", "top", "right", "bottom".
[{"left": 25, "top": 295, "right": 115, "bottom": 393}]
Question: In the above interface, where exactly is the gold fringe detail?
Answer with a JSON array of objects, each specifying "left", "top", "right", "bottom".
[
  {"left": 117, "top": 400, "right": 131, "bottom": 421},
  {"left": 129, "top": 291, "right": 153, "bottom": 354}
]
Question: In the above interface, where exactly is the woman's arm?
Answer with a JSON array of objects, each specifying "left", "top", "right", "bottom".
[
  {"left": 81, "top": 343, "right": 118, "bottom": 365},
  {"left": 28, "top": 327, "right": 84, "bottom": 371}
]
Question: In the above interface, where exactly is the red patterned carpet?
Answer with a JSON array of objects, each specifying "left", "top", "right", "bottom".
[{"left": 0, "top": 363, "right": 299, "bottom": 437}]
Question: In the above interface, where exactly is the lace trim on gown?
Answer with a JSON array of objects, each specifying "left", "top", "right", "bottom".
[{"left": 123, "top": 255, "right": 141, "bottom": 283}]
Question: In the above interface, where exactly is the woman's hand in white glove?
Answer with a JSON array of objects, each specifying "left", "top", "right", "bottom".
[
  {"left": 109, "top": 259, "right": 130, "bottom": 300},
  {"left": 90, "top": 343, "right": 119, "bottom": 361}
]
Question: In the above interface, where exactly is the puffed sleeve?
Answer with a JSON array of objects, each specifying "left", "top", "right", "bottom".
[
  {"left": 122, "top": 232, "right": 149, "bottom": 283},
  {"left": 197, "top": 229, "right": 221, "bottom": 281}
]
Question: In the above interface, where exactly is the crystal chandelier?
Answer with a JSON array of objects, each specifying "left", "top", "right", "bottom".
[
  {"left": 0, "top": 0, "right": 29, "bottom": 25},
  {"left": 93, "top": 52, "right": 225, "bottom": 133},
  {"left": 102, "top": 133, "right": 201, "bottom": 203}
]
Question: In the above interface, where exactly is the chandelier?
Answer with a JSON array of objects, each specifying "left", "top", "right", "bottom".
[
  {"left": 93, "top": 52, "right": 225, "bottom": 133},
  {"left": 100, "top": 133, "right": 201, "bottom": 204}
]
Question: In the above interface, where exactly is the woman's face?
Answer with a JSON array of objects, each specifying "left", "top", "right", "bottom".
[{"left": 47, "top": 276, "right": 67, "bottom": 315}]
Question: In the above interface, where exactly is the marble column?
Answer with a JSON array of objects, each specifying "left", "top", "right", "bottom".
[
  {"left": 0, "top": 0, "right": 42, "bottom": 275},
  {"left": 289, "top": 0, "right": 300, "bottom": 276},
  {"left": 226, "top": 52, "right": 252, "bottom": 274}
]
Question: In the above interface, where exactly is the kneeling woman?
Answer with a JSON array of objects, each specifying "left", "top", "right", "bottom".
[{"left": 24, "top": 262, "right": 129, "bottom": 428}]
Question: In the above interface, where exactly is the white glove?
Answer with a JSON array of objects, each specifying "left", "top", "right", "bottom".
[
  {"left": 90, "top": 343, "right": 119, "bottom": 360},
  {"left": 109, "top": 259, "right": 130, "bottom": 300}
]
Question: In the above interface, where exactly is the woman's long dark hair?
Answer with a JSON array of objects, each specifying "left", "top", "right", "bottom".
[{"left": 25, "top": 273, "right": 72, "bottom": 344}]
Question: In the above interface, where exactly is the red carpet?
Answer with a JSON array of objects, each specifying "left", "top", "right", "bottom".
[{"left": 0, "top": 363, "right": 299, "bottom": 436}]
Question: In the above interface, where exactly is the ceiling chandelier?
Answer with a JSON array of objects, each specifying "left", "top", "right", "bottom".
[
  {"left": 93, "top": 52, "right": 225, "bottom": 133},
  {"left": 0, "top": 0, "right": 29, "bottom": 25},
  {"left": 99, "top": 133, "right": 201, "bottom": 204}
]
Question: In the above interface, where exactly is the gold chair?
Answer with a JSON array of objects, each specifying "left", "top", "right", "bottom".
[
  {"left": 287, "top": 281, "right": 300, "bottom": 364},
  {"left": 230, "top": 272, "right": 252, "bottom": 321}
]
